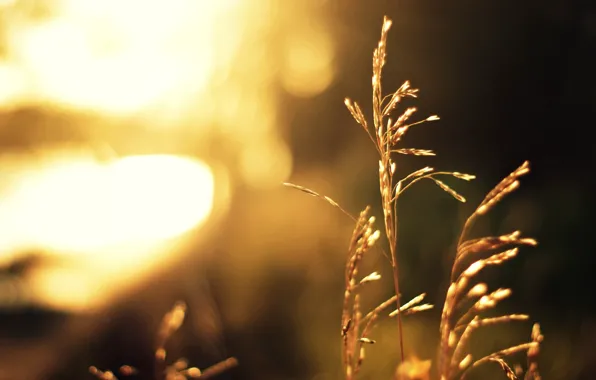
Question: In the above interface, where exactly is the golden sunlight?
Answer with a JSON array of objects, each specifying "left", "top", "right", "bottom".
[
  {"left": 0, "top": 0, "right": 239, "bottom": 115},
  {"left": 0, "top": 151, "right": 216, "bottom": 311},
  {"left": 0, "top": 153, "right": 214, "bottom": 253},
  {"left": 0, "top": 0, "right": 334, "bottom": 312}
]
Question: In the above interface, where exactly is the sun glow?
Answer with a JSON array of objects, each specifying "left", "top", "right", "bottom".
[
  {"left": 1, "top": 0, "right": 239, "bottom": 115},
  {"left": 0, "top": 151, "right": 215, "bottom": 311},
  {"left": 0, "top": 0, "right": 335, "bottom": 312}
]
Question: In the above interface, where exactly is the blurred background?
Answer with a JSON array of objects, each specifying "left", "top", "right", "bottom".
[{"left": 0, "top": 0, "right": 593, "bottom": 379}]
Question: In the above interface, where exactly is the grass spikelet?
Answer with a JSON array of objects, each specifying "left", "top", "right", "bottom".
[
  {"left": 439, "top": 163, "right": 541, "bottom": 380},
  {"left": 388, "top": 293, "right": 433, "bottom": 317},
  {"left": 346, "top": 16, "right": 479, "bottom": 364},
  {"left": 89, "top": 367, "right": 118, "bottom": 380},
  {"left": 430, "top": 177, "right": 467, "bottom": 202},
  {"left": 287, "top": 14, "right": 543, "bottom": 380},
  {"left": 392, "top": 148, "right": 436, "bottom": 156},
  {"left": 487, "top": 357, "right": 518, "bottom": 380},
  {"left": 90, "top": 302, "right": 237, "bottom": 380},
  {"left": 156, "top": 301, "right": 187, "bottom": 360},
  {"left": 525, "top": 324, "right": 543, "bottom": 380}
]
